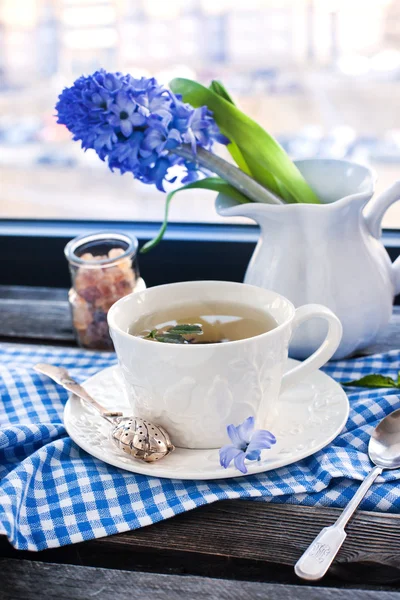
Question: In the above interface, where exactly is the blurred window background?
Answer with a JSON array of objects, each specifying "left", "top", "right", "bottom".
[{"left": 1, "top": 0, "right": 400, "bottom": 226}]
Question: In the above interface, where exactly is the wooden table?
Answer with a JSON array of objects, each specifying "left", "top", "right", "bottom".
[{"left": 1, "top": 285, "right": 400, "bottom": 599}]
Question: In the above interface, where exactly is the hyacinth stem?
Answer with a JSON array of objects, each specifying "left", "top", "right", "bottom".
[{"left": 172, "top": 145, "right": 284, "bottom": 205}]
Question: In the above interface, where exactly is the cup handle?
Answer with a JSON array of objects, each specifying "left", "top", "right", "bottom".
[{"left": 281, "top": 304, "right": 342, "bottom": 392}]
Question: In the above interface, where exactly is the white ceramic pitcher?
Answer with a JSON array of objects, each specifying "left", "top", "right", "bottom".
[{"left": 216, "top": 159, "right": 400, "bottom": 360}]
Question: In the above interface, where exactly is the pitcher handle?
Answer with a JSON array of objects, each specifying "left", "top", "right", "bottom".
[
  {"left": 281, "top": 305, "right": 342, "bottom": 392},
  {"left": 364, "top": 181, "right": 400, "bottom": 294},
  {"left": 364, "top": 181, "right": 400, "bottom": 238}
]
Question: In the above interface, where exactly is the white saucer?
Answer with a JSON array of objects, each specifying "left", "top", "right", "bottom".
[{"left": 64, "top": 361, "right": 349, "bottom": 480}]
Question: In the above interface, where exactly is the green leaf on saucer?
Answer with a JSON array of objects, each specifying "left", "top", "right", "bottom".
[{"left": 342, "top": 374, "right": 399, "bottom": 388}]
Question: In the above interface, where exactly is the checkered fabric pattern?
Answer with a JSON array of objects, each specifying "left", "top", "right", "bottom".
[{"left": 1, "top": 342, "right": 400, "bottom": 551}]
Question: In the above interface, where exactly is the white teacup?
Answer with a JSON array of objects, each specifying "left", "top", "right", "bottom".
[{"left": 108, "top": 281, "right": 342, "bottom": 449}]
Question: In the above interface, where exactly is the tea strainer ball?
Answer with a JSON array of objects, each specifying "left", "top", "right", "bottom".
[
  {"left": 34, "top": 364, "right": 175, "bottom": 463},
  {"left": 111, "top": 417, "right": 174, "bottom": 462}
]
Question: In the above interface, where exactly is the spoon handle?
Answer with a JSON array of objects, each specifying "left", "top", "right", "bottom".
[
  {"left": 34, "top": 363, "right": 123, "bottom": 419},
  {"left": 335, "top": 465, "right": 382, "bottom": 529},
  {"left": 295, "top": 465, "right": 382, "bottom": 581}
]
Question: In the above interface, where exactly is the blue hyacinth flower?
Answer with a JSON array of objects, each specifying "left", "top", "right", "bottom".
[
  {"left": 219, "top": 416, "right": 276, "bottom": 474},
  {"left": 55, "top": 69, "right": 228, "bottom": 192},
  {"left": 108, "top": 91, "right": 146, "bottom": 137}
]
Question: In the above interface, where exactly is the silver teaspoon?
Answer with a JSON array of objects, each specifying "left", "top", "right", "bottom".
[
  {"left": 295, "top": 406, "right": 400, "bottom": 581},
  {"left": 34, "top": 363, "right": 175, "bottom": 463}
]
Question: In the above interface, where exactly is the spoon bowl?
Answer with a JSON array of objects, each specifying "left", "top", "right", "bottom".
[{"left": 369, "top": 407, "right": 400, "bottom": 469}]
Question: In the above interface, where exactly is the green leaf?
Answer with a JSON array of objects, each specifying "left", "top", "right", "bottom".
[
  {"left": 397, "top": 371, "right": 400, "bottom": 386},
  {"left": 145, "top": 323, "right": 203, "bottom": 343},
  {"left": 209, "top": 80, "right": 235, "bottom": 104},
  {"left": 154, "top": 334, "right": 186, "bottom": 344},
  {"left": 146, "top": 328, "right": 187, "bottom": 344},
  {"left": 170, "top": 78, "right": 320, "bottom": 205},
  {"left": 238, "top": 147, "right": 282, "bottom": 196},
  {"left": 209, "top": 80, "right": 280, "bottom": 192},
  {"left": 342, "top": 374, "right": 399, "bottom": 389},
  {"left": 168, "top": 324, "right": 203, "bottom": 334},
  {"left": 226, "top": 144, "right": 251, "bottom": 176},
  {"left": 145, "top": 329, "right": 157, "bottom": 340},
  {"left": 140, "top": 177, "right": 249, "bottom": 253}
]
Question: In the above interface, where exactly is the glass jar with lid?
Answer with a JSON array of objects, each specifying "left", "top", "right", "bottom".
[{"left": 64, "top": 231, "right": 145, "bottom": 350}]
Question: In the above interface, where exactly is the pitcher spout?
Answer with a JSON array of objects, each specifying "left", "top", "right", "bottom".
[{"left": 215, "top": 192, "right": 272, "bottom": 219}]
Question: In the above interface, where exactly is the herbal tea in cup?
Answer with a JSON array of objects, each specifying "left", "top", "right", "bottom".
[
  {"left": 108, "top": 281, "right": 342, "bottom": 449},
  {"left": 129, "top": 301, "right": 277, "bottom": 344}
]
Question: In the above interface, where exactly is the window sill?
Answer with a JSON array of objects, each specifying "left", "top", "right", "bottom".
[{"left": 1, "top": 219, "right": 400, "bottom": 298}]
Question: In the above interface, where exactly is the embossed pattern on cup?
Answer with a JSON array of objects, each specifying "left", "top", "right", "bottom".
[{"left": 108, "top": 281, "right": 342, "bottom": 449}]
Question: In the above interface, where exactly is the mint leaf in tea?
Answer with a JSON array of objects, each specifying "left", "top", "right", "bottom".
[
  {"left": 145, "top": 324, "right": 203, "bottom": 344},
  {"left": 130, "top": 301, "right": 277, "bottom": 344}
]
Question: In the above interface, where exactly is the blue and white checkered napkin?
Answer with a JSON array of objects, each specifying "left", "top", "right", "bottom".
[{"left": 1, "top": 342, "right": 400, "bottom": 551}]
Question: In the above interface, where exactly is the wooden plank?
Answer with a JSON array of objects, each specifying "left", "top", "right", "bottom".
[
  {"left": 93, "top": 501, "right": 400, "bottom": 568},
  {"left": 1, "top": 558, "right": 399, "bottom": 600},
  {"left": 0, "top": 286, "right": 74, "bottom": 342},
  {"left": 0, "top": 285, "right": 68, "bottom": 301},
  {"left": 1, "top": 502, "right": 399, "bottom": 585}
]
